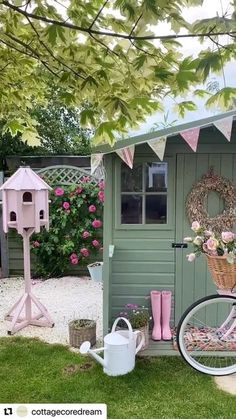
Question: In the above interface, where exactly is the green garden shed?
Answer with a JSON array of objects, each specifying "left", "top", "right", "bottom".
[{"left": 94, "top": 109, "right": 236, "bottom": 355}]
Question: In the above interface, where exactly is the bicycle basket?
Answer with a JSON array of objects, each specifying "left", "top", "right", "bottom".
[{"left": 205, "top": 254, "right": 236, "bottom": 290}]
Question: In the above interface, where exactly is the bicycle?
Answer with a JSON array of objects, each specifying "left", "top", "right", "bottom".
[{"left": 177, "top": 289, "right": 236, "bottom": 376}]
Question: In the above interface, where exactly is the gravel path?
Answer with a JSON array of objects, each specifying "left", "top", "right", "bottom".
[{"left": 0, "top": 276, "right": 103, "bottom": 346}]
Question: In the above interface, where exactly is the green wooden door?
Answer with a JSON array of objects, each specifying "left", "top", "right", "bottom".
[{"left": 174, "top": 153, "right": 236, "bottom": 323}]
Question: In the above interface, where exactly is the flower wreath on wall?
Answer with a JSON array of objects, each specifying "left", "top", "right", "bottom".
[{"left": 186, "top": 168, "right": 236, "bottom": 232}]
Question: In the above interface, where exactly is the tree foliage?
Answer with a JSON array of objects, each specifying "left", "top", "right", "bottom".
[
  {"left": 0, "top": 0, "right": 236, "bottom": 145},
  {"left": 0, "top": 100, "right": 91, "bottom": 169}
]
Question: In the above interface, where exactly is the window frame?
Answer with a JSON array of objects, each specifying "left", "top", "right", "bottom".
[{"left": 115, "top": 156, "right": 175, "bottom": 230}]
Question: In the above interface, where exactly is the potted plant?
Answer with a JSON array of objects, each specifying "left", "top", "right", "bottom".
[
  {"left": 68, "top": 319, "right": 96, "bottom": 348},
  {"left": 185, "top": 221, "right": 236, "bottom": 290},
  {"left": 87, "top": 261, "right": 103, "bottom": 282},
  {"left": 119, "top": 304, "right": 150, "bottom": 350}
]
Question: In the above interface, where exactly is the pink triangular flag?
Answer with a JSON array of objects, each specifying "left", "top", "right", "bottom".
[
  {"left": 213, "top": 116, "right": 233, "bottom": 142},
  {"left": 148, "top": 137, "right": 167, "bottom": 161},
  {"left": 116, "top": 145, "right": 135, "bottom": 169},
  {"left": 180, "top": 127, "right": 200, "bottom": 152},
  {"left": 91, "top": 153, "right": 103, "bottom": 174}
]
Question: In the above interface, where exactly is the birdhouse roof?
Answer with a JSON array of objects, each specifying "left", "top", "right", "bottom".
[{"left": 0, "top": 167, "right": 52, "bottom": 191}]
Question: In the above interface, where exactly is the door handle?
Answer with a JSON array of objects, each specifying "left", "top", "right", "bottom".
[{"left": 172, "top": 243, "right": 188, "bottom": 248}]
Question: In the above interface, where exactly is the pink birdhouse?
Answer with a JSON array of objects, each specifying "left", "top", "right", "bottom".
[
  {"left": 0, "top": 166, "right": 51, "bottom": 235},
  {"left": 0, "top": 167, "right": 54, "bottom": 335}
]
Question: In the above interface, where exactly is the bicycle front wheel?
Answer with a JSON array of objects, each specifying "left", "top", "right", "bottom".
[{"left": 177, "top": 294, "right": 236, "bottom": 376}]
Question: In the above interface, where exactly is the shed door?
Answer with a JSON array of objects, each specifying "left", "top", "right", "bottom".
[{"left": 174, "top": 153, "right": 236, "bottom": 323}]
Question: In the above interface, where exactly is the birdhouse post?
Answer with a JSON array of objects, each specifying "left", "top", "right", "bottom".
[{"left": 0, "top": 167, "right": 54, "bottom": 334}]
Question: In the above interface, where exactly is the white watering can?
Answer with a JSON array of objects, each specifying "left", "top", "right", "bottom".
[{"left": 80, "top": 317, "right": 144, "bottom": 376}]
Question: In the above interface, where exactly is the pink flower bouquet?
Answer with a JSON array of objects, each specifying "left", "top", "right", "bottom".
[{"left": 184, "top": 221, "right": 236, "bottom": 264}]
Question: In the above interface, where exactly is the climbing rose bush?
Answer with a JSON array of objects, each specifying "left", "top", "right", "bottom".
[{"left": 31, "top": 178, "right": 104, "bottom": 278}]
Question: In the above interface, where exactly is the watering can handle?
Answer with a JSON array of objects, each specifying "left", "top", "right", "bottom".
[
  {"left": 111, "top": 317, "right": 133, "bottom": 340},
  {"left": 134, "top": 331, "right": 145, "bottom": 354}
]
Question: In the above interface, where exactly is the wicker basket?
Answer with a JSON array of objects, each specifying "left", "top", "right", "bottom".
[
  {"left": 205, "top": 254, "right": 236, "bottom": 289},
  {"left": 69, "top": 319, "right": 96, "bottom": 348}
]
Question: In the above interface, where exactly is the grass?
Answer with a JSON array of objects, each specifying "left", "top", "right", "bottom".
[{"left": 0, "top": 337, "right": 235, "bottom": 419}]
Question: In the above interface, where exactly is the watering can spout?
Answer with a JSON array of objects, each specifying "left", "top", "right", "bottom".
[{"left": 80, "top": 341, "right": 106, "bottom": 368}]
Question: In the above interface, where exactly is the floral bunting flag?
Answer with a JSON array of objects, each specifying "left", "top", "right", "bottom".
[
  {"left": 116, "top": 145, "right": 135, "bottom": 169},
  {"left": 147, "top": 137, "right": 167, "bottom": 161},
  {"left": 213, "top": 116, "right": 233, "bottom": 142},
  {"left": 180, "top": 127, "right": 200, "bottom": 152},
  {"left": 91, "top": 153, "right": 104, "bottom": 174}
]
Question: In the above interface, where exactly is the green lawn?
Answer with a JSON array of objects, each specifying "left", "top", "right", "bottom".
[{"left": 0, "top": 337, "right": 235, "bottom": 419}]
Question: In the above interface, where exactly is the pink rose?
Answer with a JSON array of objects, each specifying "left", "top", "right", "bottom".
[
  {"left": 191, "top": 221, "right": 200, "bottom": 232},
  {"left": 92, "top": 239, "right": 100, "bottom": 247},
  {"left": 71, "top": 257, "right": 78, "bottom": 265},
  {"left": 82, "top": 231, "right": 91, "bottom": 239},
  {"left": 80, "top": 248, "right": 90, "bottom": 257},
  {"left": 187, "top": 253, "right": 196, "bottom": 262},
  {"left": 70, "top": 253, "right": 78, "bottom": 260},
  {"left": 203, "top": 243, "right": 208, "bottom": 252},
  {"left": 221, "top": 232, "right": 235, "bottom": 243},
  {"left": 89, "top": 205, "right": 96, "bottom": 213},
  {"left": 206, "top": 238, "right": 218, "bottom": 251},
  {"left": 98, "top": 190, "right": 105, "bottom": 202},
  {"left": 82, "top": 176, "right": 90, "bottom": 183},
  {"left": 76, "top": 187, "right": 83, "bottom": 194},
  {"left": 54, "top": 187, "right": 64, "bottom": 196},
  {"left": 63, "top": 201, "right": 70, "bottom": 210},
  {"left": 92, "top": 219, "right": 102, "bottom": 229},
  {"left": 33, "top": 241, "right": 40, "bottom": 248},
  {"left": 99, "top": 181, "right": 105, "bottom": 190}
]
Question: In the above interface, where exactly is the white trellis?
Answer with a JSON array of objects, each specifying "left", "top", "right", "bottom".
[{"left": 37, "top": 165, "right": 101, "bottom": 186}]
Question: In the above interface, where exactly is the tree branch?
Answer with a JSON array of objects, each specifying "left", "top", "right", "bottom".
[
  {"left": 1, "top": 34, "right": 60, "bottom": 77},
  {"left": 25, "top": 16, "right": 86, "bottom": 80},
  {"left": 129, "top": 13, "right": 143, "bottom": 36},
  {"left": 89, "top": 0, "right": 109, "bottom": 30},
  {"left": 2, "top": 1, "right": 236, "bottom": 41}
]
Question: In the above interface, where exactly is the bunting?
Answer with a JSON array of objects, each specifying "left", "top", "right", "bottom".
[
  {"left": 213, "top": 116, "right": 233, "bottom": 142},
  {"left": 116, "top": 145, "right": 135, "bottom": 169},
  {"left": 180, "top": 127, "right": 200, "bottom": 152},
  {"left": 91, "top": 153, "right": 104, "bottom": 175},
  {"left": 147, "top": 137, "right": 167, "bottom": 161}
]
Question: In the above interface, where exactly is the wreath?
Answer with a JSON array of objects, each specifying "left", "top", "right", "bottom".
[{"left": 186, "top": 168, "right": 236, "bottom": 232}]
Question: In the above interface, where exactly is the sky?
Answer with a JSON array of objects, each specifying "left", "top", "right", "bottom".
[{"left": 134, "top": 0, "right": 236, "bottom": 134}]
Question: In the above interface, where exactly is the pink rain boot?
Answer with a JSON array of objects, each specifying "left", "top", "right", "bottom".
[
  {"left": 150, "top": 290, "right": 161, "bottom": 341},
  {"left": 161, "top": 291, "right": 172, "bottom": 340}
]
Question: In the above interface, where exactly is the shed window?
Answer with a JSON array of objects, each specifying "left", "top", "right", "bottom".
[
  {"left": 39, "top": 210, "right": 44, "bottom": 219},
  {"left": 121, "top": 162, "right": 168, "bottom": 224},
  {"left": 23, "top": 192, "right": 32, "bottom": 202}
]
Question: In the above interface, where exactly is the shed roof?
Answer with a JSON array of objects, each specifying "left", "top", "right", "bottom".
[
  {"left": 92, "top": 109, "right": 236, "bottom": 154},
  {"left": 0, "top": 167, "right": 52, "bottom": 191}
]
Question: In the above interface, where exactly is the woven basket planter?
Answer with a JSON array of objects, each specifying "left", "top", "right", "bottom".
[
  {"left": 69, "top": 319, "right": 96, "bottom": 348},
  {"left": 206, "top": 254, "right": 236, "bottom": 290}
]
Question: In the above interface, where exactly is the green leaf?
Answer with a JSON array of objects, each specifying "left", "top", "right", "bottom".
[
  {"left": 3, "top": 119, "right": 25, "bottom": 136},
  {"left": 80, "top": 109, "right": 96, "bottom": 127},
  {"left": 174, "top": 101, "right": 198, "bottom": 118},
  {"left": 206, "top": 88, "right": 236, "bottom": 110},
  {"left": 46, "top": 25, "right": 58, "bottom": 45},
  {"left": 196, "top": 52, "right": 223, "bottom": 82}
]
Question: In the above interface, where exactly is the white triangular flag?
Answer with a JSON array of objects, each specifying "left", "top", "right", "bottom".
[
  {"left": 214, "top": 116, "right": 233, "bottom": 142},
  {"left": 180, "top": 127, "right": 200, "bottom": 152},
  {"left": 116, "top": 145, "right": 135, "bottom": 169},
  {"left": 148, "top": 137, "right": 167, "bottom": 161},
  {"left": 91, "top": 153, "right": 103, "bottom": 175}
]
